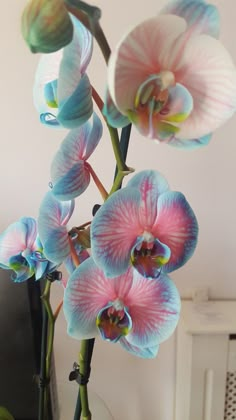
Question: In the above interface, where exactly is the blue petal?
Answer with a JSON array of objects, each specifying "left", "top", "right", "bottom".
[
  {"left": 103, "top": 88, "right": 130, "bottom": 128},
  {"left": 38, "top": 192, "right": 74, "bottom": 264},
  {"left": 168, "top": 133, "right": 212, "bottom": 149},
  {"left": 42, "top": 226, "right": 71, "bottom": 264},
  {"left": 57, "top": 74, "right": 93, "bottom": 128},
  {"left": 119, "top": 338, "right": 159, "bottom": 359},
  {"left": 52, "top": 161, "right": 90, "bottom": 201},
  {"left": 161, "top": 0, "right": 220, "bottom": 38}
]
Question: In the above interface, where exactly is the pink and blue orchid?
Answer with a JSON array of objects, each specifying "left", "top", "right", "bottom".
[
  {"left": 33, "top": 14, "right": 93, "bottom": 128},
  {"left": 104, "top": 0, "right": 236, "bottom": 149},
  {"left": 64, "top": 257, "right": 181, "bottom": 358},
  {"left": 50, "top": 112, "right": 103, "bottom": 201},
  {"left": 91, "top": 170, "right": 198, "bottom": 279},
  {"left": 0, "top": 217, "right": 57, "bottom": 282},
  {"left": 38, "top": 191, "right": 75, "bottom": 264}
]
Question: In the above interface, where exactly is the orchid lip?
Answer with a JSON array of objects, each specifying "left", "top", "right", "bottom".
[
  {"left": 96, "top": 302, "right": 132, "bottom": 343},
  {"left": 131, "top": 234, "right": 171, "bottom": 279}
]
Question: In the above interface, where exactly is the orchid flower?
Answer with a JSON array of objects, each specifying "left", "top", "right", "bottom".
[
  {"left": 64, "top": 257, "right": 181, "bottom": 358},
  {"left": 38, "top": 191, "right": 75, "bottom": 264},
  {"left": 91, "top": 170, "right": 198, "bottom": 278},
  {"left": 0, "top": 217, "right": 57, "bottom": 282},
  {"left": 33, "top": 14, "right": 93, "bottom": 129},
  {"left": 50, "top": 113, "right": 103, "bottom": 201},
  {"left": 104, "top": 0, "right": 236, "bottom": 149},
  {"left": 21, "top": 0, "right": 73, "bottom": 54}
]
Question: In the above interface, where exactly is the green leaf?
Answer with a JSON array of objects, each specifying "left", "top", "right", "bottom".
[{"left": 0, "top": 407, "right": 14, "bottom": 420}]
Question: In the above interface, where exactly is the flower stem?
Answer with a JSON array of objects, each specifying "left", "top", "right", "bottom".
[
  {"left": 79, "top": 340, "right": 93, "bottom": 420},
  {"left": 85, "top": 162, "right": 108, "bottom": 200},
  {"left": 91, "top": 86, "right": 131, "bottom": 177}
]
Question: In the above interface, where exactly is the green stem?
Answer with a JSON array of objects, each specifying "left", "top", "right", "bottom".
[
  {"left": 79, "top": 340, "right": 92, "bottom": 419},
  {"left": 42, "top": 280, "right": 55, "bottom": 379}
]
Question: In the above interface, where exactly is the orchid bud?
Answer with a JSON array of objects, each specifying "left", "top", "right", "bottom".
[{"left": 21, "top": 0, "right": 73, "bottom": 53}]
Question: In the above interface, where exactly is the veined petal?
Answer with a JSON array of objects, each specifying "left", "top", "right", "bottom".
[
  {"left": 57, "top": 15, "right": 82, "bottom": 104},
  {"left": 81, "top": 113, "right": 103, "bottom": 160},
  {"left": 38, "top": 191, "right": 75, "bottom": 228},
  {"left": 57, "top": 14, "right": 92, "bottom": 104},
  {"left": 103, "top": 88, "right": 130, "bottom": 128},
  {"left": 38, "top": 192, "right": 74, "bottom": 262},
  {"left": 126, "top": 170, "right": 169, "bottom": 228},
  {"left": 52, "top": 161, "right": 90, "bottom": 201},
  {"left": 153, "top": 191, "right": 198, "bottom": 272},
  {"left": 64, "top": 257, "right": 116, "bottom": 340},
  {"left": 162, "top": 83, "right": 193, "bottom": 123},
  {"left": 119, "top": 338, "right": 159, "bottom": 359},
  {"left": 73, "top": 15, "right": 93, "bottom": 75},
  {"left": 108, "top": 15, "right": 187, "bottom": 112},
  {"left": 0, "top": 219, "right": 29, "bottom": 265},
  {"left": 161, "top": 0, "right": 220, "bottom": 38},
  {"left": 42, "top": 226, "right": 70, "bottom": 263},
  {"left": 176, "top": 34, "right": 236, "bottom": 139},
  {"left": 168, "top": 132, "right": 212, "bottom": 149},
  {"left": 125, "top": 271, "right": 181, "bottom": 348},
  {"left": 91, "top": 187, "right": 141, "bottom": 277},
  {"left": 20, "top": 217, "right": 38, "bottom": 250},
  {"left": 57, "top": 73, "right": 93, "bottom": 128}
]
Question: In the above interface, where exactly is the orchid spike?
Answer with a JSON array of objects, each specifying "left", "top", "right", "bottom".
[
  {"left": 104, "top": 0, "right": 236, "bottom": 148},
  {"left": 37, "top": 191, "right": 75, "bottom": 264},
  {"left": 33, "top": 14, "right": 93, "bottom": 129},
  {"left": 91, "top": 170, "right": 198, "bottom": 278},
  {"left": 64, "top": 257, "right": 181, "bottom": 358},
  {"left": 51, "top": 113, "right": 103, "bottom": 201},
  {"left": 0, "top": 217, "right": 57, "bottom": 282}
]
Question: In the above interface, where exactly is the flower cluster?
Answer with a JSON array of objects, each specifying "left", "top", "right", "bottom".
[{"left": 0, "top": 0, "right": 235, "bottom": 363}]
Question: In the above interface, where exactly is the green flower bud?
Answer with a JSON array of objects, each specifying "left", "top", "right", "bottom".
[{"left": 21, "top": 0, "right": 73, "bottom": 53}]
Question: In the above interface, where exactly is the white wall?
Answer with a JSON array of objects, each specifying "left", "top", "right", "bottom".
[{"left": 0, "top": 1, "right": 236, "bottom": 419}]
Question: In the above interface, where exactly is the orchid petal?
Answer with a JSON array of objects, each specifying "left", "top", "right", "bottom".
[
  {"left": 0, "top": 218, "right": 35, "bottom": 265},
  {"left": 91, "top": 188, "right": 141, "bottom": 277},
  {"left": 57, "top": 73, "right": 93, "bottom": 128},
  {"left": 168, "top": 133, "right": 212, "bottom": 149},
  {"left": 153, "top": 191, "right": 198, "bottom": 272},
  {"left": 80, "top": 113, "right": 103, "bottom": 160},
  {"left": 125, "top": 271, "right": 181, "bottom": 347},
  {"left": 38, "top": 192, "right": 74, "bottom": 263},
  {"left": 51, "top": 113, "right": 102, "bottom": 200},
  {"left": 42, "top": 226, "right": 71, "bottom": 263},
  {"left": 127, "top": 170, "right": 169, "bottom": 228},
  {"left": 108, "top": 15, "right": 187, "bottom": 112},
  {"left": 20, "top": 217, "right": 38, "bottom": 250},
  {"left": 103, "top": 88, "right": 130, "bottom": 128},
  {"left": 161, "top": 0, "right": 220, "bottom": 38},
  {"left": 64, "top": 257, "right": 115, "bottom": 340},
  {"left": 72, "top": 15, "right": 93, "bottom": 75},
  {"left": 119, "top": 338, "right": 159, "bottom": 359},
  {"left": 176, "top": 35, "right": 236, "bottom": 139},
  {"left": 52, "top": 161, "right": 90, "bottom": 201},
  {"left": 57, "top": 15, "right": 92, "bottom": 105}
]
